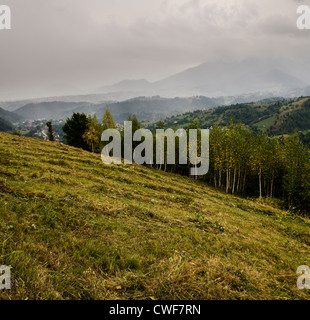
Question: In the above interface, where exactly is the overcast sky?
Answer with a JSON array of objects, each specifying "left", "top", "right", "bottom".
[{"left": 1, "top": 0, "right": 310, "bottom": 99}]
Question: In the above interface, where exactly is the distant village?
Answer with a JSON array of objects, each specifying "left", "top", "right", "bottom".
[
  {"left": 15, "top": 120, "right": 64, "bottom": 142},
  {"left": 14, "top": 118, "right": 127, "bottom": 143}
]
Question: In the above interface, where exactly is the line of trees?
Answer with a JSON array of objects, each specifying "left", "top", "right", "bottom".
[
  {"left": 62, "top": 111, "right": 141, "bottom": 152},
  {"left": 62, "top": 110, "right": 117, "bottom": 153},
  {"left": 62, "top": 112, "right": 310, "bottom": 214},
  {"left": 148, "top": 121, "right": 310, "bottom": 213},
  {"left": 208, "top": 123, "right": 310, "bottom": 213}
]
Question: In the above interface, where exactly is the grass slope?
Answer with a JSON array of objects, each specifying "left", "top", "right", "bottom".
[{"left": 0, "top": 132, "right": 309, "bottom": 300}]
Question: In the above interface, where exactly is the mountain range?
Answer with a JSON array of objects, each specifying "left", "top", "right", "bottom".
[
  {"left": 0, "top": 107, "right": 23, "bottom": 132},
  {"left": 0, "top": 107, "right": 23, "bottom": 123},
  {"left": 13, "top": 101, "right": 94, "bottom": 121},
  {"left": 2, "top": 94, "right": 286, "bottom": 124},
  {"left": 97, "top": 58, "right": 310, "bottom": 98},
  {"left": 1, "top": 57, "right": 310, "bottom": 124}
]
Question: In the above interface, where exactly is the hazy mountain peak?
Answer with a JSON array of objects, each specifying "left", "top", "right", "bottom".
[
  {"left": 97, "top": 58, "right": 310, "bottom": 98},
  {"left": 99, "top": 79, "right": 152, "bottom": 94}
]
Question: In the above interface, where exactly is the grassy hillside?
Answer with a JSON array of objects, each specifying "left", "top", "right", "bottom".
[
  {"left": 0, "top": 107, "right": 23, "bottom": 124},
  {"left": 0, "top": 132, "right": 309, "bottom": 300},
  {"left": 154, "top": 97, "right": 310, "bottom": 137},
  {"left": 0, "top": 118, "right": 13, "bottom": 133}
]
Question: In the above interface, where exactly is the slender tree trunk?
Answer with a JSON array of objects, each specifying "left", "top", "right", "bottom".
[
  {"left": 259, "top": 167, "right": 262, "bottom": 198},
  {"left": 270, "top": 171, "right": 275, "bottom": 198},
  {"left": 219, "top": 169, "right": 222, "bottom": 188},
  {"left": 237, "top": 165, "right": 241, "bottom": 193},
  {"left": 242, "top": 172, "right": 246, "bottom": 193},
  {"left": 232, "top": 166, "right": 237, "bottom": 194},
  {"left": 226, "top": 165, "right": 229, "bottom": 193}
]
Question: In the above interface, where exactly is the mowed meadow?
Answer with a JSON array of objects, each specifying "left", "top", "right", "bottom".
[{"left": 0, "top": 132, "right": 309, "bottom": 300}]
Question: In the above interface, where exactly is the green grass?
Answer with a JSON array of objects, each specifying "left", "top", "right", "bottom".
[
  {"left": 253, "top": 115, "right": 277, "bottom": 131},
  {"left": 0, "top": 132, "right": 310, "bottom": 300}
]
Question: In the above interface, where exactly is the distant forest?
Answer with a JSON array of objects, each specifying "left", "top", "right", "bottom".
[{"left": 152, "top": 97, "right": 310, "bottom": 148}]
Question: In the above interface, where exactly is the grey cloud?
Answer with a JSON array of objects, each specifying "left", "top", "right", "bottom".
[{"left": 0, "top": 0, "right": 309, "bottom": 99}]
